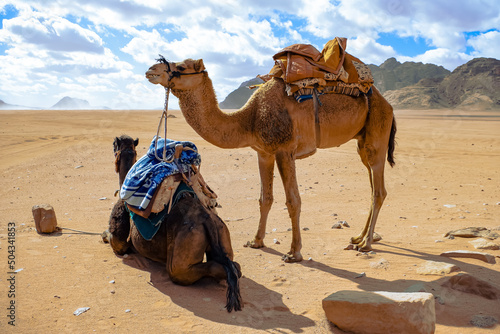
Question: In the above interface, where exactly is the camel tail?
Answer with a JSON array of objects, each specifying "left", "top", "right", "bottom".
[
  {"left": 201, "top": 218, "right": 242, "bottom": 312},
  {"left": 387, "top": 116, "right": 397, "bottom": 167}
]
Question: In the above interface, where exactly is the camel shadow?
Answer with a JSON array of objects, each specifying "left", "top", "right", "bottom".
[
  {"left": 120, "top": 252, "right": 315, "bottom": 332},
  {"left": 261, "top": 242, "right": 500, "bottom": 330}
]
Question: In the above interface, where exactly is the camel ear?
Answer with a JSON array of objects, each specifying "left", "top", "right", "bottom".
[
  {"left": 114, "top": 137, "right": 120, "bottom": 151},
  {"left": 194, "top": 59, "right": 205, "bottom": 72},
  {"left": 134, "top": 138, "right": 139, "bottom": 147}
]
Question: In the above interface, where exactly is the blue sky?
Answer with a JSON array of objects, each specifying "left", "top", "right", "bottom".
[{"left": 0, "top": 0, "right": 499, "bottom": 109}]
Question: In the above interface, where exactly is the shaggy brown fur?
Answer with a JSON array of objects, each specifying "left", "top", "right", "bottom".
[
  {"left": 103, "top": 134, "right": 242, "bottom": 312},
  {"left": 146, "top": 57, "right": 396, "bottom": 262}
]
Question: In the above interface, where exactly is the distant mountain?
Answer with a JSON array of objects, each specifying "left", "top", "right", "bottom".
[
  {"left": 385, "top": 57, "right": 500, "bottom": 109},
  {"left": 51, "top": 96, "right": 92, "bottom": 109},
  {"left": 368, "top": 58, "right": 450, "bottom": 93},
  {"left": 49, "top": 96, "right": 110, "bottom": 110},
  {"left": 219, "top": 57, "right": 499, "bottom": 110},
  {"left": 219, "top": 77, "right": 264, "bottom": 109},
  {"left": 0, "top": 99, "right": 39, "bottom": 110}
]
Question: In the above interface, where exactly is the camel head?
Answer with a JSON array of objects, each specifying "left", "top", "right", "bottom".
[
  {"left": 113, "top": 135, "right": 139, "bottom": 187},
  {"left": 145, "top": 55, "right": 206, "bottom": 90}
]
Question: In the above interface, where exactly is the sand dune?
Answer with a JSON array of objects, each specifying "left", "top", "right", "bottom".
[{"left": 1, "top": 108, "right": 499, "bottom": 333}]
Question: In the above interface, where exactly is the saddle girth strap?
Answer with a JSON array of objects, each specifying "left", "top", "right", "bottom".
[{"left": 313, "top": 85, "right": 323, "bottom": 147}]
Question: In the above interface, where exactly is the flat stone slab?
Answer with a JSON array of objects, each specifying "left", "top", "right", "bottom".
[
  {"left": 469, "top": 238, "right": 500, "bottom": 250},
  {"left": 322, "top": 290, "right": 435, "bottom": 334},
  {"left": 440, "top": 250, "right": 496, "bottom": 264},
  {"left": 416, "top": 260, "right": 460, "bottom": 276},
  {"left": 442, "top": 273, "right": 500, "bottom": 300},
  {"left": 444, "top": 227, "right": 499, "bottom": 240}
]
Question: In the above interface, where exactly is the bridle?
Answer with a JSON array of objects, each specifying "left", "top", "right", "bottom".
[
  {"left": 161, "top": 59, "right": 206, "bottom": 82},
  {"left": 153, "top": 58, "right": 203, "bottom": 163}
]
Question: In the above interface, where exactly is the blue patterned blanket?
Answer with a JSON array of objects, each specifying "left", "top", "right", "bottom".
[{"left": 120, "top": 137, "right": 201, "bottom": 211}]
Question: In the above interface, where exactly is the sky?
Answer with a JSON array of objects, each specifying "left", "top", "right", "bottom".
[{"left": 0, "top": 0, "right": 499, "bottom": 110}]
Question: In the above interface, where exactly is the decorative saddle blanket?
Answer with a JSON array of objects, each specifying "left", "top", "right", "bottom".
[
  {"left": 120, "top": 137, "right": 201, "bottom": 212},
  {"left": 258, "top": 37, "right": 374, "bottom": 101},
  {"left": 120, "top": 136, "right": 218, "bottom": 241}
]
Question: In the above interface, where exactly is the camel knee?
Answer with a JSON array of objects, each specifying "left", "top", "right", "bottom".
[
  {"left": 373, "top": 188, "right": 387, "bottom": 207},
  {"left": 259, "top": 195, "right": 273, "bottom": 210}
]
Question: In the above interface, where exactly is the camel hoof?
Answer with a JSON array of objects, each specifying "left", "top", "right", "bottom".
[
  {"left": 282, "top": 252, "right": 303, "bottom": 263},
  {"left": 243, "top": 240, "right": 264, "bottom": 249},
  {"left": 102, "top": 230, "right": 110, "bottom": 243},
  {"left": 355, "top": 243, "right": 373, "bottom": 252}
]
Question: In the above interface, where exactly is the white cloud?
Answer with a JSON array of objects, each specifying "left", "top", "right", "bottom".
[
  {"left": 468, "top": 31, "right": 500, "bottom": 59},
  {"left": 0, "top": 0, "right": 499, "bottom": 109},
  {"left": 398, "top": 48, "right": 472, "bottom": 71}
]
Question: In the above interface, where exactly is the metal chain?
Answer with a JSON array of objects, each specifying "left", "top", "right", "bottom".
[{"left": 154, "top": 87, "right": 174, "bottom": 163}]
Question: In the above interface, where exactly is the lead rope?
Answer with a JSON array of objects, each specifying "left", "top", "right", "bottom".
[{"left": 154, "top": 87, "right": 175, "bottom": 163}]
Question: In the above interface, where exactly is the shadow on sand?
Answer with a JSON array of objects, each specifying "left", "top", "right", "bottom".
[
  {"left": 261, "top": 242, "right": 500, "bottom": 331},
  {"left": 120, "top": 251, "right": 316, "bottom": 332}
]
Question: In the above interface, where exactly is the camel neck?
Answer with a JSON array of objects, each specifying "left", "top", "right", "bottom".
[{"left": 175, "top": 76, "right": 253, "bottom": 149}]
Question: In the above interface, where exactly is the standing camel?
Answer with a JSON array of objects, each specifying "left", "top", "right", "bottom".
[{"left": 146, "top": 56, "right": 396, "bottom": 262}]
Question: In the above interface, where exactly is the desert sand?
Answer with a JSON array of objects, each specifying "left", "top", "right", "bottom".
[{"left": 1, "top": 108, "right": 499, "bottom": 333}]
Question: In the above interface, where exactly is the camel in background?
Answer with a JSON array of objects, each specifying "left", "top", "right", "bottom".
[{"left": 146, "top": 57, "right": 396, "bottom": 262}]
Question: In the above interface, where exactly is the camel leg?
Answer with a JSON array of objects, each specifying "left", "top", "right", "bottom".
[
  {"left": 276, "top": 151, "right": 303, "bottom": 263},
  {"left": 350, "top": 141, "right": 387, "bottom": 251},
  {"left": 167, "top": 221, "right": 227, "bottom": 285},
  {"left": 247, "top": 152, "right": 275, "bottom": 248}
]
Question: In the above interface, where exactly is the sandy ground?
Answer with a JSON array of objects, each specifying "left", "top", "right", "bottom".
[{"left": 0, "top": 108, "right": 499, "bottom": 333}]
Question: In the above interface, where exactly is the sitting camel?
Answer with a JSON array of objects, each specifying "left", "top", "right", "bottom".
[
  {"left": 103, "top": 135, "right": 242, "bottom": 312},
  {"left": 145, "top": 55, "right": 396, "bottom": 263}
]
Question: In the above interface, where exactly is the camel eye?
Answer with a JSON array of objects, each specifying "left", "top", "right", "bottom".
[{"left": 177, "top": 66, "right": 185, "bottom": 72}]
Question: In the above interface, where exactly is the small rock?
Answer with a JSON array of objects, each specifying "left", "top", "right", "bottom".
[
  {"left": 444, "top": 227, "right": 497, "bottom": 239},
  {"left": 75, "top": 165, "right": 84, "bottom": 169},
  {"left": 370, "top": 258, "right": 389, "bottom": 270},
  {"left": 344, "top": 244, "right": 355, "bottom": 250},
  {"left": 355, "top": 272, "right": 366, "bottom": 278},
  {"left": 470, "top": 315, "right": 498, "bottom": 328},
  {"left": 341, "top": 221, "right": 350, "bottom": 227},
  {"left": 373, "top": 232, "right": 382, "bottom": 242},
  {"left": 32, "top": 204, "right": 58, "bottom": 233},
  {"left": 469, "top": 238, "right": 499, "bottom": 250},
  {"left": 99, "top": 197, "right": 107, "bottom": 201},
  {"left": 125, "top": 309, "right": 131, "bottom": 313},
  {"left": 331, "top": 223, "right": 342, "bottom": 229},
  {"left": 440, "top": 250, "right": 496, "bottom": 264},
  {"left": 416, "top": 261, "right": 460, "bottom": 276},
  {"left": 302, "top": 227, "right": 309, "bottom": 231},
  {"left": 273, "top": 238, "right": 280, "bottom": 244},
  {"left": 443, "top": 204, "right": 456, "bottom": 208},
  {"left": 435, "top": 296, "right": 445, "bottom": 305},
  {"left": 110, "top": 290, "right": 115, "bottom": 294},
  {"left": 109, "top": 280, "right": 115, "bottom": 284},
  {"left": 73, "top": 307, "right": 90, "bottom": 316}
]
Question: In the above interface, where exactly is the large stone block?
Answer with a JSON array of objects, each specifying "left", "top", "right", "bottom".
[
  {"left": 322, "top": 290, "right": 435, "bottom": 334},
  {"left": 32, "top": 204, "right": 58, "bottom": 233}
]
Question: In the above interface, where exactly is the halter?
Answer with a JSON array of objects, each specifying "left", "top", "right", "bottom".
[{"left": 162, "top": 59, "right": 206, "bottom": 82}]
